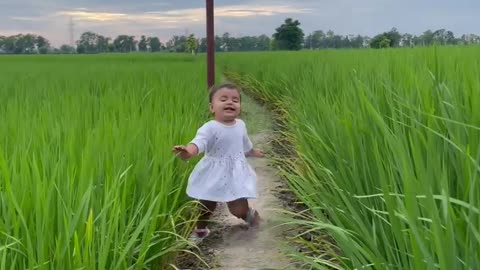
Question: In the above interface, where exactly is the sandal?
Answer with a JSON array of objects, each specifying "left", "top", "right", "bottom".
[
  {"left": 245, "top": 208, "right": 260, "bottom": 227},
  {"left": 189, "top": 228, "right": 210, "bottom": 244}
]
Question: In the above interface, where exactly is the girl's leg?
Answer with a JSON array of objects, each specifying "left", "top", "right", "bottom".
[
  {"left": 227, "top": 198, "right": 260, "bottom": 226},
  {"left": 196, "top": 200, "right": 217, "bottom": 230}
]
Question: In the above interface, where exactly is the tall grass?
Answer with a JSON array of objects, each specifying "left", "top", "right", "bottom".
[
  {"left": 221, "top": 46, "right": 480, "bottom": 269},
  {"left": 0, "top": 54, "right": 209, "bottom": 269}
]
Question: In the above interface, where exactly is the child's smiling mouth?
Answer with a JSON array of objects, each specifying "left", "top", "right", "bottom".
[{"left": 224, "top": 106, "right": 236, "bottom": 112}]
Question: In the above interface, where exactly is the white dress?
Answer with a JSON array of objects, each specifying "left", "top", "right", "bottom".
[{"left": 186, "top": 119, "right": 257, "bottom": 202}]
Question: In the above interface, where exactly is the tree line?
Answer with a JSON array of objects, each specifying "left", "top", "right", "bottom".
[{"left": 1, "top": 18, "right": 479, "bottom": 55}]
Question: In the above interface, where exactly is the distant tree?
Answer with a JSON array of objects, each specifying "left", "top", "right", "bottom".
[
  {"left": 379, "top": 38, "right": 391, "bottom": 48},
  {"left": 138, "top": 35, "right": 148, "bottom": 52},
  {"left": 76, "top": 44, "right": 86, "bottom": 54},
  {"left": 113, "top": 35, "right": 137, "bottom": 53},
  {"left": 311, "top": 30, "right": 326, "bottom": 48},
  {"left": 370, "top": 28, "right": 400, "bottom": 48},
  {"left": 238, "top": 36, "right": 256, "bottom": 51},
  {"left": 214, "top": 35, "right": 223, "bottom": 51},
  {"left": 59, "top": 44, "right": 75, "bottom": 54},
  {"left": 273, "top": 18, "right": 305, "bottom": 50},
  {"left": 305, "top": 33, "right": 313, "bottom": 49},
  {"left": 108, "top": 43, "right": 115, "bottom": 52},
  {"left": 97, "top": 35, "right": 110, "bottom": 53},
  {"left": 304, "top": 32, "right": 320, "bottom": 49},
  {"left": 15, "top": 34, "right": 37, "bottom": 54},
  {"left": 401, "top": 33, "right": 414, "bottom": 47},
  {"left": 445, "top": 31, "right": 456, "bottom": 45},
  {"left": 385, "top": 28, "right": 401, "bottom": 47},
  {"left": 0, "top": 36, "right": 5, "bottom": 51},
  {"left": 256, "top": 35, "right": 271, "bottom": 51},
  {"left": 0, "top": 36, "right": 14, "bottom": 53},
  {"left": 198, "top": 37, "right": 207, "bottom": 52},
  {"left": 432, "top": 29, "right": 456, "bottom": 45},
  {"left": 351, "top": 35, "right": 365, "bottom": 48},
  {"left": 76, "top": 32, "right": 97, "bottom": 53},
  {"left": 222, "top": 32, "right": 231, "bottom": 51},
  {"left": 324, "top": 30, "right": 335, "bottom": 48},
  {"left": 186, "top": 34, "right": 198, "bottom": 55},
  {"left": 417, "top": 30, "right": 435, "bottom": 46},
  {"left": 433, "top": 29, "right": 446, "bottom": 45},
  {"left": 464, "top": 34, "right": 480, "bottom": 44},
  {"left": 149, "top": 37, "right": 162, "bottom": 52},
  {"left": 227, "top": 36, "right": 237, "bottom": 51},
  {"left": 370, "top": 34, "right": 391, "bottom": 48},
  {"left": 166, "top": 35, "right": 188, "bottom": 52},
  {"left": 36, "top": 35, "right": 50, "bottom": 54},
  {"left": 76, "top": 32, "right": 108, "bottom": 53}
]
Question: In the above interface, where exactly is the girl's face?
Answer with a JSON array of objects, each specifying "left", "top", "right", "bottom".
[{"left": 209, "top": 88, "right": 241, "bottom": 123}]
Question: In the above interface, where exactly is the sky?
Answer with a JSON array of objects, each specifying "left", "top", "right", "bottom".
[{"left": 0, "top": 0, "right": 478, "bottom": 47}]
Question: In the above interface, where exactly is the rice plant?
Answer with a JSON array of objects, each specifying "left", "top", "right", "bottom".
[
  {"left": 220, "top": 46, "right": 480, "bottom": 269},
  {"left": 0, "top": 54, "right": 210, "bottom": 269}
]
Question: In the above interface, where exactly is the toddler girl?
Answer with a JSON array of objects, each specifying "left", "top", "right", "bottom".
[{"left": 172, "top": 83, "right": 263, "bottom": 242}]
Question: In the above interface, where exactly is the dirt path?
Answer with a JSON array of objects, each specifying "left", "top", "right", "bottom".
[{"left": 207, "top": 130, "right": 293, "bottom": 270}]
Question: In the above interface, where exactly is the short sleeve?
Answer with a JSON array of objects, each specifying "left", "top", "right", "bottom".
[
  {"left": 190, "top": 123, "right": 211, "bottom": 154},
  {"left": 242, "top": 121, "right": 253, "bottom": 153}
]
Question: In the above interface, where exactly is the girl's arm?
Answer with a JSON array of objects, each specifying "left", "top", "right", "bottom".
[
  {"left": 172, "top": 123, "right": 210, "bottom": 160},
  {"left": 172, "top": 144, "right": 199, "bottom": 160}
]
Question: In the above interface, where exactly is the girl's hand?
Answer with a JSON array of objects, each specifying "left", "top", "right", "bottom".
[
  {"left": 247, "top": 148, "right": 265, "bottom": 158},
  {"left": 172, "top": 145, "right": 191, "bottom": 160},
  {"left": 172, "top": 144, "right": 199, "bottom": 160}
]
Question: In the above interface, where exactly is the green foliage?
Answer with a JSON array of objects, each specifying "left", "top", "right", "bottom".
[
  {"left": 187, "top": 34, "right": 198, "bottom": 55},
  {"left": 0, "top": 54, "right": 210, "bottom": 269},
  {"left": 273, "top": 18, "right": 305, "bottom": 50},
  {"left": 149, "top": 37, "right": 162, "bottom": 52},
  {"left": 305, "top": 30, "right": 367, "bottom": 49},
  {"left": 113, "top": 35, "right": 136, "bottom": 53},
  {"left": 76, "top": 32, "right": 110, "bottom": 54},
  {"left": 138, "top": 35, "right": 148, "bottom": 52},
  {"left": 370, "top": 28, "right": 401, "bottom": 48},
  {"left": 0, "top": 34, "right": 50, "bottom": 54},
  {"left": 221, "top": 47, "right": 480, "bottom": 269},
  {"left": 59, "top": 45, "right": 76, "bottom": 54}
]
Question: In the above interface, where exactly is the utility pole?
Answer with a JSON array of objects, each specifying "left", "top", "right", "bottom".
[{"left": 206, "top": 0, "right": 215, "bottom": 89}]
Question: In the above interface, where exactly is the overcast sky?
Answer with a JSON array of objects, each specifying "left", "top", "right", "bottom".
[{"left": 0, "top": 0, "right": 478, "bottom": 46}]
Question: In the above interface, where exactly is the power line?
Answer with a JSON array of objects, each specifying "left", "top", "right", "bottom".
[{"left": 69, "top": 17, "right": 75, "bottom": 47}]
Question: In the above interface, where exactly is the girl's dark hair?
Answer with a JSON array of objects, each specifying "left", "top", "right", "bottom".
[{"left": 209, "top": 83, "right": 240, "bottom": 103}]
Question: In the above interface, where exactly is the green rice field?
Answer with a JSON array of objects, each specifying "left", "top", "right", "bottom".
[
  {"left": 221, "top": 46, "right": 480, "bottom": 269},
  {"left": 0, "top": 54, "right": 209, "bottom": 269},
  {"left": 1, "top": 46, "right": 480, "bottom": 269}
]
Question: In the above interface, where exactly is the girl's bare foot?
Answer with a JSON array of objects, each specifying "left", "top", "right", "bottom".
[{"left": 246, "top": 208, "right": 261, "bottom": 228}]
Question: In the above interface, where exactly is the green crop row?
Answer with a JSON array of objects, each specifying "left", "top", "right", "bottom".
[
  {"left": 0, "top": 54, "right": 209, "bottom": 269},
  {"left": 221, "top": 46, "right": 480, "bottom": 269}
]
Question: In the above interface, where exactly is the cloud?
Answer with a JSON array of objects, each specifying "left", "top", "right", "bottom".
[
  {"left": 10, "top": 16, "right": 49, "bottom": 22},
  {"left": 54, "top": 4, "right": 311, "bottom": 26},
  {"left": 56, "top": 10, "right": 127, "bottom": 22}
]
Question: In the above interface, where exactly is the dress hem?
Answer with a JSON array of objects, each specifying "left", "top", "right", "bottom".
[{"left": 186, "top": 192, "right": 257, "bottom": 203}]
